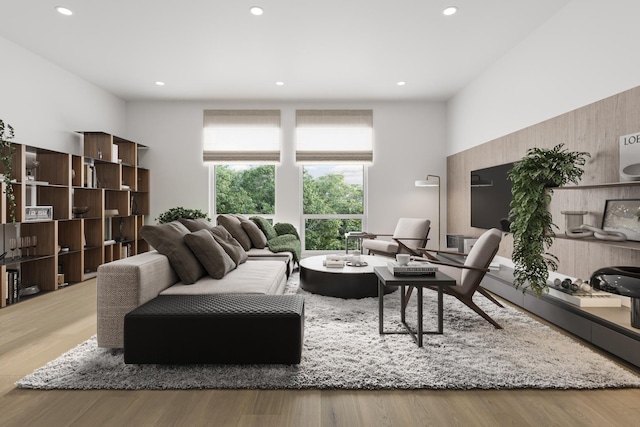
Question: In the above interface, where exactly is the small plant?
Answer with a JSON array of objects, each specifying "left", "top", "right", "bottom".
[
  {"left": 0, "top": 119, "right": 16, "bottom": 222},
  {"left": 155, "top": 207, "right": 211, "bottom": 224},
  {"left": 509, "top": 144, "right": 590, "bottom": 297}
]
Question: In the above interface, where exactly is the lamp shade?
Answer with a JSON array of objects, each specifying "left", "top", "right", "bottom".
[{"left": 415, "top": 175, "right": 440, "bottom": 187}]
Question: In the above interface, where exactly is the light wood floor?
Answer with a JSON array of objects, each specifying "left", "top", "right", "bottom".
[{"left": 1, "top": 280, "right": 639, "bottom": 427}]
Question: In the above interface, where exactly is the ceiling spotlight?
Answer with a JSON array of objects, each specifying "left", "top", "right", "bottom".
[
  {"left": 443, "top": 6, "right": 458, "bottom": 16},
  {"left": 155, "top": 81, "right": 165, "bottom": 86},
  {"left": 397, "top": 81, "right": 406, "bottom": 86},
  {"left": 56, "top": 6, "right": 73, "bottom": 16},
  {"left": 250, "top": 6, "right": 264, "bottom": 16},
  {"left": 275, "top": 81, "right": 284, "bottom": 86}
]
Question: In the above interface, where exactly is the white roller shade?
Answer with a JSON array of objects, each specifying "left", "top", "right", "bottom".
[
  {"left": 296, "top": 110, "right": 373, "bottom": 163},
  {"left": 203, "top": 110, "right": 281, "bottom": 163}
]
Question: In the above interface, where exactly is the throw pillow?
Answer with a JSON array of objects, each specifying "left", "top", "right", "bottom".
[
  {"left": 241, "top": 220, "right": 268, "bottom": 249},
  {"left": 274, "top": 222, "right": 300, "bottom": 240},
  {"left": 250, "top": 216, "right": 277, "bottom": 240},
  {"left": 210, "top": 225, "right": 248, "bottom": 265},
  {"left": 184, "top": 229, "right": 236, "bottom": 279},
  {"left": 178, "top": 217, "right": 213, "bottom": 232},
  {"left": 140, "top": 221, "right": 206, "bottom": 285},
  {"left": 216, "top": 214, "right": 252, "bottom": 251}
]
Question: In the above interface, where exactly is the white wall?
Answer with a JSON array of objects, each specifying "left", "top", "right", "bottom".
[
  {"left": 126, "top": 100, "right": 447, "bottom": 249},
  {"left": 447, "top": 0, "right": 640, "bottom": 155},
  {"left": 0, "top": 36, "right": 126, "bottom": 154}
]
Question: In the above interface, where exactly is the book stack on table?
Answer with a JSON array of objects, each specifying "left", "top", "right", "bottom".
[{"left": 387, "top": 261, "right": 438, "bottom": 276}]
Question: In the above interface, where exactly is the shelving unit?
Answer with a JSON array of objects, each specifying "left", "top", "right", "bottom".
[{"left": 0, "top": 132, "right": 150, "bottom": 308}]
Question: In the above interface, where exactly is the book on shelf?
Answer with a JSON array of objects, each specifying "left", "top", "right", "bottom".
[
  {"left": 387, "top": 261, "right": 438, "bottom": 276},
  {"left": 5, "top": 269, "right": 19, "bottom": 305}
]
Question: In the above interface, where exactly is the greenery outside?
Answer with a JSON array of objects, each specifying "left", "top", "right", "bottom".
[
  {"left": 0, "top": 119, "right": 16, "bottom": 222},
  {"left": 215, "top": 165, "right": 275, "bottom": 215}
]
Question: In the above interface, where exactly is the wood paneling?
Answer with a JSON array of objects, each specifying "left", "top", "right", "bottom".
[{"left": 447, "top": 85, "right": 640, "bottom": 279}]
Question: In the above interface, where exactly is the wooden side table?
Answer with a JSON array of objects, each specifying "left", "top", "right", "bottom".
[{"left": 374, "top": 266, "right": 456, "bottom": 347}]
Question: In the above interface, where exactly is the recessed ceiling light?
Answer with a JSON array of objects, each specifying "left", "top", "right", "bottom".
[
  {"left": 56, "top": 6, "right": 73, "bottom": 16},
  {"left": 250, "top": 6, "right": 264, "bottom": 16},
  {"left": 275, "top": 81, "right": 284, "bottom": 86},
  {"left": 443, "top": 6, "right": 458, "bottom": 16},
  {"left": 397, "top": 81, "right": 406, "bottom": 86},
  {"left": 155, "top": 81, "right": 165, "bottom": 86}
]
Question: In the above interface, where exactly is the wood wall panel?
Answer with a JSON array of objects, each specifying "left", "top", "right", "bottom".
[{"left": 447, "top": 85, "right": 640, "bottom": 278}]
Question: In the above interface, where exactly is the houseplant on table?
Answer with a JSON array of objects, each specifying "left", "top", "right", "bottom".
[
  {"left": 0, "top": 119, "right": 16, "bottom": 222},
  {"left": 508, "top": 143, "right": 590, "bottom": 297},
  {"left": 155, "top": 207, "right": 211, "bottom": 224}
]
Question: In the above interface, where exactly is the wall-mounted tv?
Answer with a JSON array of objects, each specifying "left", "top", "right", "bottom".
[{"left": 470, "top": 162, "right": 515, "bottom": 231}]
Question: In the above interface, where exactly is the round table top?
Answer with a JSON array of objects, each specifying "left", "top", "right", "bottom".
[{"left": 299, "top": 254, "right": 389, "bottom": 275}]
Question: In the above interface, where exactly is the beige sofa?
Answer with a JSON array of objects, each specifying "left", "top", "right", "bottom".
[{"left": 96, "top": 217, "right": 294, "bottom": 349}]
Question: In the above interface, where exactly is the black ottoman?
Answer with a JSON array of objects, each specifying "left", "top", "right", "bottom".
[{"left": 124, "top": 294, "right": 304, "bottom": 364}]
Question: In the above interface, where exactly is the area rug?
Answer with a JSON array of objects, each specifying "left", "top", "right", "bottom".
[{"left": 16, "top": 272, "right": 640, "bottom": 390}]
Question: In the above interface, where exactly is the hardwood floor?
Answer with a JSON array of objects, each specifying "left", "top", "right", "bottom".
[{"left": 1, "top": 280, "right": 639, "bottom": 427}]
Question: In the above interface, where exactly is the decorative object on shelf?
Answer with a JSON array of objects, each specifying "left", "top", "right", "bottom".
[
  {"left": 415, "top": 174, "right": 441, "bottom": 249},
  {"left": 155, "top": 206, "right": 211, "bottom": 224},
  {"left": 601, "top": 199, "right": 640, "bottom": 241},
  {"left": 590, "top": 266, "right": 640, "bottom": 328},
  {"left": 25, "top": 151, "right": 39, "bottom": 181},
  {"left": 562, "top": 210, "right": 591, "bottom": 238},
  {"left": 131, "top": 195, "right": 138, "bottom": 215},
  {"left": 72, "top": 206, "right": 90, "bottom": 219},
  {"left": 0, "top": 119, "right": 17, "bottom": 222},
  {"left": 25, "top": 206, "right": 53, "bottom": 222},
  {"left": 619, "top": 131, "right": 640, "bottom": 181},
  {"left": 509, "top": 144, "right": 590, "bottom": 297},
  {"left": 574, "top": 224, "right": 626, "bottom": 241}
]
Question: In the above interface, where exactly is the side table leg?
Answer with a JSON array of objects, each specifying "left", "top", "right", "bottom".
[
  {"left": 378, "top": 278, "right": 384, "bottom": 334},
  {"left": 438, "top": 287, "right": 443, "bottom": 334},
  {"left": 400, "top": 285, "right": 406, "bottom": 323},
  {"left": 417, "top": 287, "right": 423, "bottom": 347}
]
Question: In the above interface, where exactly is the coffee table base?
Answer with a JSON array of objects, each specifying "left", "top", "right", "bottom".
[{"left": 301, "top": 265, "right": 396, "bottom": 299}]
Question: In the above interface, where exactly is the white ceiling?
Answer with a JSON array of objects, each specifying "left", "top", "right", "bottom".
[{"left": 0, "top": 0, "right": 570, "bottom": 102}]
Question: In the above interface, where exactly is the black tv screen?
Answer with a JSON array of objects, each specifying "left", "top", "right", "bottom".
[{"left": 470, "top": 162, "right": 514, "bottom": 231}]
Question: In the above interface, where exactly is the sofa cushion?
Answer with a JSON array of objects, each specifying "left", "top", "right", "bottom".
[
  {"left": 217, "top": 214, "right": 252, "bottom": 251},
  {"left": 140, "top": 221, "right": 206, "bottom": 285},
  {"left": 251, "top": 216, "right": 278, "bottom": 240},
  {"left": 241, "top": 219, "right": 268, "bottom": 249},
  {"left": 178, "top": 218, "right": 213, "bottom": 232},
  {"left": 184, "top": 229, "right": 236, "bottom": 279},
  {"left": 210, "top": 225, "right": 248, "bottom": 265}
]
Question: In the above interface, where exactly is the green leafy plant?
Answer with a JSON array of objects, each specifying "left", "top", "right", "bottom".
[
  {"left": 508, "top": 144, "right": 590, "bottom": 297},
  {"left": 155, "top": 207, "right": 211, "bottom": 224},
  {"left": 0, "top": 119, "right": 16, "bottom": 223}
]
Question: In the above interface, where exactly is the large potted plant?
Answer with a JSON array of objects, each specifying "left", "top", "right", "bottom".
[
  {"left": 0, "top": 119, "right": 16, "bottom": 222},
  {"left": 508, "top": 144, "right": 590, "bottom": 297}
]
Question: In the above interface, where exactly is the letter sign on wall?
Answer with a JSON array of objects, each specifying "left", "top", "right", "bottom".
[{"left": 619, "top": 131, "right": 640, "bottom": 181}]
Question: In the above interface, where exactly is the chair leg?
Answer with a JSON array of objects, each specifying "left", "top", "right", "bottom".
[
  {"left": 459, "top": 296, "right": 503, "bottom": 329},
  {"left": 403, "top": 286, "right": 414, "bottom": 310},
  {"left": 477, "top": 287, "right": 504, "bottom": 308}
]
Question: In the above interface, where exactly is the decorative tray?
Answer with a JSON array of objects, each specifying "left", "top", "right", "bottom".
[{"left": 345, "top": 261, "right": 368, "bottom": 267}]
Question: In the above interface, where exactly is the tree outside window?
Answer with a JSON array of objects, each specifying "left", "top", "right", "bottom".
[{"left": 215, "top": 165, "right": 275, "bottom": 215}]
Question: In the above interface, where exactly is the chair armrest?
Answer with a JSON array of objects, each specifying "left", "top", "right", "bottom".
[{"left": 417, "top": 247, "right": 469, "bottom": 257}]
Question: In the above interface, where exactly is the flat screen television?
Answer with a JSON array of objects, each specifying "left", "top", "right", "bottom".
[{"left": 470, "top": 162, "right": 515, "bottom": 231}]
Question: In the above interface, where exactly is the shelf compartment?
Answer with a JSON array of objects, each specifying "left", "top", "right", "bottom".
[
  {"left": 137, "top": 168, "right": 150, "bottom": 192},
  {"left": 58, "top": 250, "right": 83, "bottom": 283},
  {"left": 82, "top": 132, "right": 115, "bottom": 162},
  {"left": 0, "top": 143, "right": 25, "bottom": 183},
  {"left": 108, "top": 216, "right": 135, "bottom": 242},
  {"left": 122, "top": 165, "right": 136, "bottom": 190},
  {"left": 114, "top": 136, "right": 137, "bottom": 166},
  {"left": 21, "top": 256, "right": 58, "bottom": 292},
  {"left": 105, "top": 190, "right": 130, "bottom": 216},
  {"left": 58, "top": 219, "right": 84, "bottom": 251},
  {"left": 84, "top": 218, "right": 104, "bottom": 249},
  {"left": 73, "top": 188, "right": 104, "bottom": 219},
  {"left": 21, "top": 221, "right": 57, "bottom": 257},
  {"left": 94, "top": 161, "right": 122, "bottom": 190},
  {"left": 131, "top": 191, "right": 149, "bottom": 216},
  {"left": 72, "top": 155, "right": 83, "bottom": 187},
  {"left": 83, "top": 246, "right": 103, "bottom": 277},
  {"left": 32, "top": 186, "right": 71, "bottom": 220},
  {"left": 35, "top": 150, "right": 72, "bottom": 186}
]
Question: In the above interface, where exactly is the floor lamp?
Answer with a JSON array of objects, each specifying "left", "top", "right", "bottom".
[{"left": 414, "top": 175, "right": 440, "bottom": 250}]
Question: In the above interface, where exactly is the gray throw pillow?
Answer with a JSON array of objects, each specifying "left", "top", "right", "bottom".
[
  {"left": 184, "top": 229, "right": 236, "bottom": 279},
  {"left": 216, "top": 214, "right": 252, "bottom": 250},
  {"left": 178, "top": 217, "right": 213, "bottom": 232},
  {"left": 210, "top": 225, "right": 248, "bottom": 265},
  {"left": 140, "top": 221, "right": 206, "bottom": 284},
  {"left": 241, "top": 219, "right": 268, "bottom": 249}
]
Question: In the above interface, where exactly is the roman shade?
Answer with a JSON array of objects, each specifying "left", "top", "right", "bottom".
[
  {"left": 295, "top": 109, "right": 373, "bottom": 163},
  {"left": 203, "top": 110, "right": 281, "bottom": 163}
]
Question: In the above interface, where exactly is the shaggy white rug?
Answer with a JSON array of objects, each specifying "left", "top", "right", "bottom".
[{"left": 16, "top": 272, "right": 640, "bottom": 390}]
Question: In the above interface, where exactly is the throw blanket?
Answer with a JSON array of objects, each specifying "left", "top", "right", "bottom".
[{"left": 250, "top": 217, "right": 301, "bottom": 262}]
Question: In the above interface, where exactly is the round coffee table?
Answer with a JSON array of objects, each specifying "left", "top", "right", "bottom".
[{"left": 299, "top": 255, "right": 397, "bottom": 298}]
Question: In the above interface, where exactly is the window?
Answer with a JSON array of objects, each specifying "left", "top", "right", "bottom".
[
  {"left": 214, "top": 164, "right": 275, "bottom": 215},
  {"left": 302, "top": 164, "right": 365, "bottom": 251},
  {"left": 296, "top": 110, "right": 372, "bottom": 251},
  {"left": 203, "top": 110, "right": 280, "bottom": 216}
]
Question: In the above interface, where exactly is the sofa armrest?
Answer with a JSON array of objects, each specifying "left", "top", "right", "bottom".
[{"left": 97, "top": 251, "right": 179, "bottom": 348}]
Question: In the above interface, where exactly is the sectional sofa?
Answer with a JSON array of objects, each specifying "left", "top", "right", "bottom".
[{"left": 96, "top": 215, "right": 300, "bottom": 349}]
